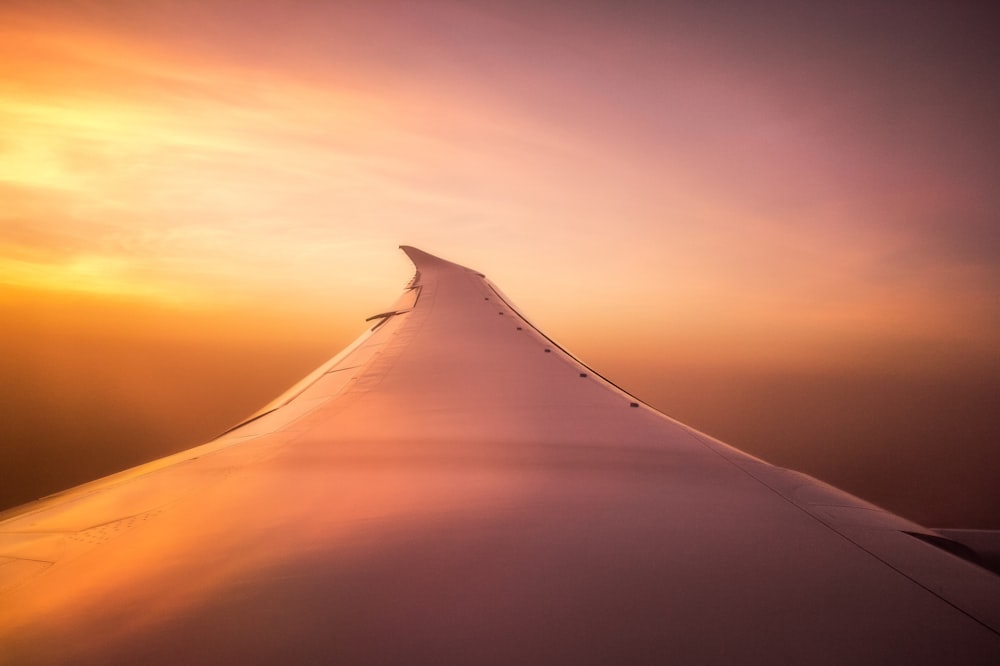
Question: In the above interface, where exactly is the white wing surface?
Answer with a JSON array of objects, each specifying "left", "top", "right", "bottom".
[{"left": 1, "top": 246, "right": 999, "bottom": 664}]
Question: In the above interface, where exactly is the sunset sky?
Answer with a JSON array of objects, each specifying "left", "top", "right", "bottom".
[{"left": 1, "top": 1, "right": 998, "bottom": 526}]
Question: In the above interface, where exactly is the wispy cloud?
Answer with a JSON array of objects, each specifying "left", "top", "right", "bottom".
[{"left": 0, "top": 0, "right": 996, "bottom": 352}]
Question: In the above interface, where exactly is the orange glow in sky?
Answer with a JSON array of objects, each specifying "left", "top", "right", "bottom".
[{"left": 1, "top": 1, "right": 998, "bottom": 526}]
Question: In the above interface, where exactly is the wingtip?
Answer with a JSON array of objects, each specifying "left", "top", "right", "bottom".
[
  {"left": 399, "top": 245, "right": 443, "bottom": 268},
  {"left": 398, "top": 245, "right": 423, "bottom": 266},
  {"left": 398, "top": 246, "right": 483, "bottom": 276}
]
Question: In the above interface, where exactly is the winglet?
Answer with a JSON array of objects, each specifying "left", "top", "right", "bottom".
[
  {"left": 399, "top": 246, "right": 483, "bottom": 276},
  {"left": 399, "top": 245, "right": 444, "bottom": 269}
]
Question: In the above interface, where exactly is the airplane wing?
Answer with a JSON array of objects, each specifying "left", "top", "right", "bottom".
[{"left": 2, "top": 246, "right": 999, "bottom": 664}]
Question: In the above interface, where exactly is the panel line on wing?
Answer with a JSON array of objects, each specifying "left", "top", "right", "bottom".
[{"left": 681, "top": 427, "right": 1000, "bottom": 637}]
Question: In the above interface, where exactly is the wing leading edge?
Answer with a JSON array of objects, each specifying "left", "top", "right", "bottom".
[{"left": 1, "top": 246, "right": 998, "bottom": 664}]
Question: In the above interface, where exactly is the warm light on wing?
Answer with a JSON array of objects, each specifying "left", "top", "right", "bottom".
[{"left": 1, "top": 247, "right": 998, "bottom": 663}]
